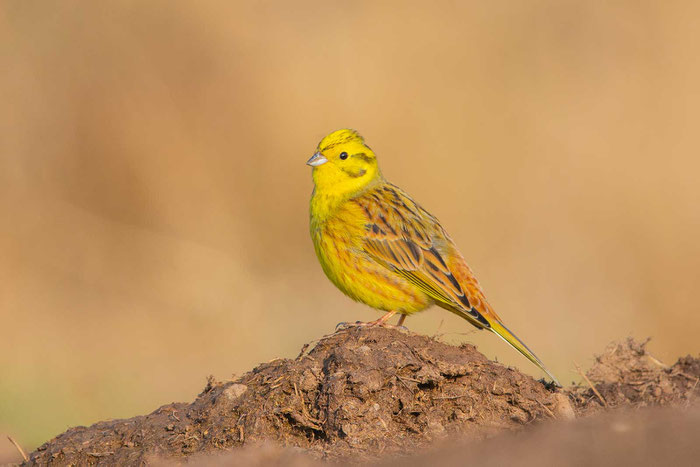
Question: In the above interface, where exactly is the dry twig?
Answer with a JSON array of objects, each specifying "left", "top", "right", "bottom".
[{"left": 575, "top": 363, "right": 608, "bottom": 408}]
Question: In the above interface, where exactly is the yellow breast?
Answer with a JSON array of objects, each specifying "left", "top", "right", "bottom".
[{"left": 310, "top": 194, "right": 431, "bottom": 314}]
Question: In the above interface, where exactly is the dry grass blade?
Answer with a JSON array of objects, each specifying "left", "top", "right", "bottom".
[
  {"left": 7, "top": 435, "right": 29, "bottom": 462},
  {"left": 536, "top": 399, "right": 557, "bottom": 419},
  {"left": 575, "top": 363, "right": 609, "bottom": 408}
]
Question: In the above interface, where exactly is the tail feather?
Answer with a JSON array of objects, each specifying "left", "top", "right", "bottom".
[
  {"left": 488, "top": 320, "right": 561, "bottom": 386},
  {"left": 441, "top": 304, "right": 560, "bottom": 386}
]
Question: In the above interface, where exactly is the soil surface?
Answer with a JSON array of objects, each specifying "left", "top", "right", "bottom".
[
  {"left": 163, "top": 407, "right": 700, "bottom": 467},
  {"left": 23, "top": 327, "right": 699, "bottom": 466}
]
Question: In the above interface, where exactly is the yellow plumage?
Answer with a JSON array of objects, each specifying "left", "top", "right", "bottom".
[{"left": 308, "top": 129, "right": 559, "bottom": 385}]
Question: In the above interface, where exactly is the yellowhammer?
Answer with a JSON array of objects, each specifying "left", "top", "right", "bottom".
[{"left": 307, "top": 129, "right": 559, "bottom": 385}]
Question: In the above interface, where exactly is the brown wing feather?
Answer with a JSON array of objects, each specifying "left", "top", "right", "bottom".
[{"left": 353, "top": 183, "right": 497, "bottom": 328}]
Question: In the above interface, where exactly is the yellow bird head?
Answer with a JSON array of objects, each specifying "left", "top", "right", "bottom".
[{"left": 307, "top": 129, "right": 382, "bottom": 195}]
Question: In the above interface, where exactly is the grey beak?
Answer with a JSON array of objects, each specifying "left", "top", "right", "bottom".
[{"left": 306, "top": 152, "right": 328, "bottom": 167}]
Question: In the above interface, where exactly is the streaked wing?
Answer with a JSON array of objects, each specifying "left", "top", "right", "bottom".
[{"left": 353, "top": 183, "right": 495, "bottom": 328}]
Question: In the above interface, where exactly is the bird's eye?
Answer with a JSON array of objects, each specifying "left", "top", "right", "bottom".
[{"left": 339, "top": 152, "right": 348, "bottom": 160}]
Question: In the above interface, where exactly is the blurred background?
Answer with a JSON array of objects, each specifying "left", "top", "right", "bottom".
[{"left": 2, "top": 0, "right": 699, "bottom": 460}]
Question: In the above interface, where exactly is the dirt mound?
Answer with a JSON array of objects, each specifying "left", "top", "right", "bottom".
[
  {"left": 24, "top": 328, "right": 699, "bottom": 466},
  {"left": 568, "top": 338, "right": 699, "bottom": 413}
]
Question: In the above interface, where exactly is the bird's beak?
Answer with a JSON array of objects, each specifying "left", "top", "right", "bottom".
[{"left": 306, "top": 152, "right": 328, "bottom": 167}]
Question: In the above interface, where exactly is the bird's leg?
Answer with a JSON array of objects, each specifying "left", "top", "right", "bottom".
[
  {"left": 365, "top": 310, "right": 397, "bottom": 327},
  {"left": 396, "top": 314, "right": 406, "bottom": 327}
]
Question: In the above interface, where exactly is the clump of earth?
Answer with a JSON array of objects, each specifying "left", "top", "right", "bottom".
[{"left": 24, "top": 327, "right": 699, "bottom": 466}]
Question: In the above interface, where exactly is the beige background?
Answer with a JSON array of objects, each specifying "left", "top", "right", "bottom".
[{"left": 2, "top": 0, "right": 699, "bottom": 459}]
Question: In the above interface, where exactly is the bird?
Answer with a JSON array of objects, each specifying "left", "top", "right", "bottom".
[{"left": 307, "top": 129, "right": 560, "bottom": 385}]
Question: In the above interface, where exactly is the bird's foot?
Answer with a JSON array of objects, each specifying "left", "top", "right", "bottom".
[
  {"left": 363, "top": 310, "right": 397, "bottom": 327},
  {"left": 335, "top": 321, "right": 356, "bottom": 330},
  {"left": 335, "top": 320, "right": 387, "bottom": 329},
  {"left": 361, "top": 310, "right": 407, "bottom": 328},
  {"left": 336, "top": 311, "right": 408, "bottom": 330}
]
